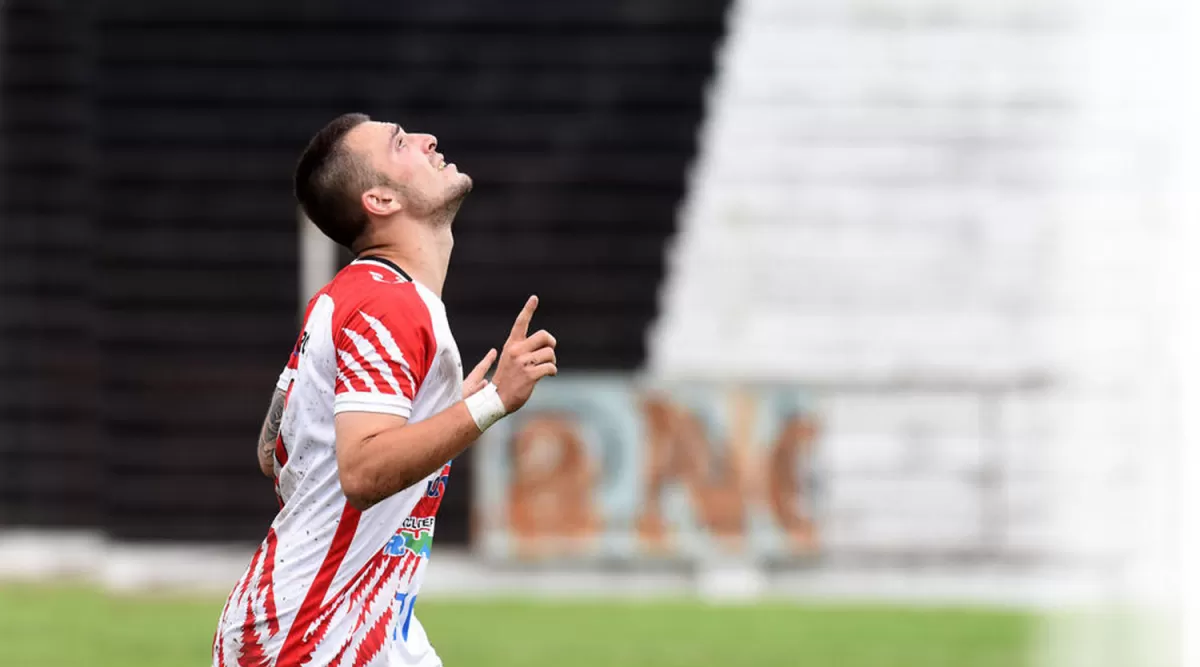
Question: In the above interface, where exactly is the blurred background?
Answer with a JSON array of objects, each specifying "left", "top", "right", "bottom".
[{"left": 2, "top": 0, "right": 1197, "bottom": 665}]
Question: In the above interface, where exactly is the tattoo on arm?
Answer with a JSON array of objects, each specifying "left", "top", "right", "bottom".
[{"left": 258, "top": 388, "right": 287, "bottom": 478}]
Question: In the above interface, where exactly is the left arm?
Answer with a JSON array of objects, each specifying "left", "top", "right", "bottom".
[{"left": 257, "top": 388, "right": 287, "bottom": 478}]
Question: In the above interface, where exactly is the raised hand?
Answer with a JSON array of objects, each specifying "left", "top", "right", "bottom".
[{"left": 491, "top": 295, "right": 557, "bottom": 412}]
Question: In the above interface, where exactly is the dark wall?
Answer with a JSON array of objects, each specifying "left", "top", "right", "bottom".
[
  {"left": 0, "top": 2, "right": 100, "bottom": 530},
  {"left": 0, "top": 0, "right": 729, "bottom": 543}
]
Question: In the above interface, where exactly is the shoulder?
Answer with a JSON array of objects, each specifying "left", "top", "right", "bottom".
[{"left": 326, "top": 263, "right": 440, "bottom": 377}]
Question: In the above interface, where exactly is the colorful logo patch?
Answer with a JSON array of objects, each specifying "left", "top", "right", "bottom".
[{"left": 384, "top": 517, "right": 435, "bottom": 559}]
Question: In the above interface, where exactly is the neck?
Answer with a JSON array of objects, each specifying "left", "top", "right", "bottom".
[{"left": 354, "top": 221, "right": 454, "bottom": 298}]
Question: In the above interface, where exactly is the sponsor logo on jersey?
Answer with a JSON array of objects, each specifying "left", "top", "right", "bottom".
[
  {"left": 368, "top": 270, "right": 406, "bottom": 285},
  {"left": 384, "top": 518, "right": 436, "bottom": 559},
  {"left": 402, "top": 516, "right": 435, "bottom": 531},
  {"left": 291, "top": 330, "right": 310, "bottom": 361},
  {"left": 425, "top": 469, "right": 449, "bottom": 499}
]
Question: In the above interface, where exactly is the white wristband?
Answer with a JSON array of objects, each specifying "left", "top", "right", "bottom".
[{"left": 465, "top": 382, "right": 507, "bottom": 432}]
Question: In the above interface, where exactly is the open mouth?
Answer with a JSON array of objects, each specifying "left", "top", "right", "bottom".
[{"left": 434, "top": 154, "right": 448, "bottom": 171}]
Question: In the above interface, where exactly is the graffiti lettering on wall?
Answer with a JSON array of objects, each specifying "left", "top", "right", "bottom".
[
  {"left": 504, "top": 414, "right": 602, "bottom": 554},
  {"left": 474, "top": 378, "right": 818, "bottom": 561},
  {"left": 638, "top": 393, "right": 817, "bottom": 554}
]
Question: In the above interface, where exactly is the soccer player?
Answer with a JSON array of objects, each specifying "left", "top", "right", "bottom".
[{"left": 212, "top": 113, "right": 558, "bottom": 667}]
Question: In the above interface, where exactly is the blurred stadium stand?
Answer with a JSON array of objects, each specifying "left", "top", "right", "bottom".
[
  {"left": 653, "top": 0, "right": 1066, "bottom": 381},
  {"left": 645, "top": 0, "right": 1167, "bottom": 578},
  {"left": 650, "top": 0, "right": 1069, "bottom": 561}
]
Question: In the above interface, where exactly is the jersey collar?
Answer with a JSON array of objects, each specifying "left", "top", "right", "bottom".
[{"left": 353, "top": 255, "right": 413, "bottom": 282}]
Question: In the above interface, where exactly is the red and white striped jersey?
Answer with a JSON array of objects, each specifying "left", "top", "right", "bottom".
[{"left": 213, "top": 257, "right": 463, "bottom": 667}]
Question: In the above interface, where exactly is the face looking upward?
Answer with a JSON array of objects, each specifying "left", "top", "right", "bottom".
[{"left": 343, "top": 120, "right": 473, "bottom": 222}]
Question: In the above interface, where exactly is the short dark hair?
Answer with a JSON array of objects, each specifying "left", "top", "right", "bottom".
[{"left": 294, "top": 113, "right": 378, "bottom": 249}]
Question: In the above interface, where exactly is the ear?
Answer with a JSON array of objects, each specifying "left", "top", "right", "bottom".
[{"left": 362, "top": 186, "right": 402, "bottom": 217}]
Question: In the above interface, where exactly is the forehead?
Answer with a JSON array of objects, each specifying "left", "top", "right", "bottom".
[{"left": 344, "top": 121, "right": 403, "bottom": 152}]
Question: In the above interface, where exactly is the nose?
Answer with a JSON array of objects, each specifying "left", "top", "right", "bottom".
[{"left": 418, "top": 134, "right": 438, "bottom": 154}]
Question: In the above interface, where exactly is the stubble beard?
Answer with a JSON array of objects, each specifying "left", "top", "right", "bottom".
[{"left": 429, "top": 175, "right": 473, "bottom": 228}]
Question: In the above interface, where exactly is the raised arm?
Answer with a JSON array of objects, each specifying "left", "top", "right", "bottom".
[
  {"left": 256, "top": 388, "right": 287, "bottom": 478},
  {"left": 336, "top": 296, "right": 556, "bottom": 510}
]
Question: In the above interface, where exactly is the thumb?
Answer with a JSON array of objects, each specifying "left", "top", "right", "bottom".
[{"left": 465, "top": 348, "right": 498, "bottom": 386}]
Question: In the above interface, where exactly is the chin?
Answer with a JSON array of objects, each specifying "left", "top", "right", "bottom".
[
  {"left": 432, "top": 177, "right": 472, "bottom": 219},
  {"left": 450, "top": 173, "right": 473, "bottom": 197}
]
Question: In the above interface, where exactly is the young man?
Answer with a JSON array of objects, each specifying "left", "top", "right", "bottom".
[{"left": 212, "top": 113, "right": 558, "bottom": 667}]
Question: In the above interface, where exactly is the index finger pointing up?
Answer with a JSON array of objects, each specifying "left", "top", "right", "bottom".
[{"left": 508, "top": 295, "right": 539, "bottom": 342}]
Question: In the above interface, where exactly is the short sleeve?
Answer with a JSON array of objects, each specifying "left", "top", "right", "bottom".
[
  {"left": 276, "top": 335, "right": 302, "bottom": 392},
  {"left": 278, "top": 293, "right": 321, "bottom": 392},
  {"left": 276, "top": 365, "right": 296, "bottom": 392},
  {"left": 331, "top": 285, "right": 437, "bottom": 419}
]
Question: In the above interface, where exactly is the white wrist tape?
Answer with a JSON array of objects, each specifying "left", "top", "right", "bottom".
[{"left": 465, "top": 382, "right": 507, "bottom": 432}]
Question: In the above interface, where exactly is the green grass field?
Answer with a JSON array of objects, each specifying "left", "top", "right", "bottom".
[{"left": 0, "top": 584, "right": 1041, "bottom": 667}]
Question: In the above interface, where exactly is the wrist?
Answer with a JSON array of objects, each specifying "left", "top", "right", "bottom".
[{"left": 464, "top": 382, "right": 507, "bottom": 432}]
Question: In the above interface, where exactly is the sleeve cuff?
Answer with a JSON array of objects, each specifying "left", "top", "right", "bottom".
[
  {"left": 334, "top": 392, "right": 413, "bottom": 419},
  {"left": 276, "top": 367, "right": 296, "bottom": 392}
]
